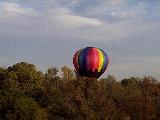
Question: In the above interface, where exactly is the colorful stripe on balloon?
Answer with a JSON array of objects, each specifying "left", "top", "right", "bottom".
[{"left": 73, "top": 47, "right": 109, "bottom": 73}]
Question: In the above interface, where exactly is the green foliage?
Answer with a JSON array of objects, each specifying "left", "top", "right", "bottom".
[
  {"left": 0, "top": 62, "right": 160, "bottom": 120},
  {"left": 44, "top": 67, "right": 61, "bottom": 88},
  {"left": 0, "top": 90, "right": 48, "bottom": 120},
  {"left": 0, "top": 67, "right": 6, "bottom": 80},
  {"left": 45, "top": 67, "right": 59, "bottom": 79},
  {"left": 0, "top": 67, "right": 7, "bottom": 89},
  {"left": 61, "top": 66, "right": 75, "bottom": 80},
  {"left": 6, "top": 62, "right": 44, "bottom": 94}
]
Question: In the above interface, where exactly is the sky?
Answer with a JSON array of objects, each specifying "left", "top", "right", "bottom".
[{"left": 0, "top": 0, "right": 160, "bottom": 80}]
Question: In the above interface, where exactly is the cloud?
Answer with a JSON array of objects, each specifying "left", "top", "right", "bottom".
[
  {"left": 0, "top": 2, "right": 34, "bottom": 16},
  {"left": 0, "top": 1, "right": 159, "bottom": 44},
  {"left": 0, "top": 1, "right": 160, "bottom": 79},
  {"left": 108, "top": 0, "right": 125, "bottom": 5},
  {"left": 108, "top": 10, "right": 135, "bottom": 18},
  {"left": 109, "top": 56, "right": 160, "bottom": 79},
  {"left": 55, "top": 14, "right": 103, "bottom": 27},
  {"left": 0, "top": 1, "right": 159, "bottom": 43}
]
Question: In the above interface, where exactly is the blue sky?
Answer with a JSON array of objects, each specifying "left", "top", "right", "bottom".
[{"left": 0, "top": 0, "right": 160, "bottom": 79}]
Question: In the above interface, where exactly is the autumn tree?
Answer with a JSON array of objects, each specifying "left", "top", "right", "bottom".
[
  {"left": 44, "top": 67, "right": 61, "bottom": 89},
  {"left": 6, "top": 62, "right": 44, "bottom": 94},
  {"left": 61, "top": 66, "right": 75, "bottom": 80},
  {"left": 0, "top": 90, "right": 48, "bottom": 120},
  {"left": 0, "top": 62, "right": 160, "bottom": 120},
  {"left": 60, "top": 77, "right": 120, "bottom": 120},
  {"left": 0, "top": 67, "right": 7, "bottom": 89}
]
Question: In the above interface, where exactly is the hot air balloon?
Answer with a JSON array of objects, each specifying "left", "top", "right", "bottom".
[{"left": 73, "top": 47, "right": 109, "bottom": 79}]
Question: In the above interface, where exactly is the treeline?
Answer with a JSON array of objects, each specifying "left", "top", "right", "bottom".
[{"left": 0, "top": 62, "right": 160, "bottom": 120}]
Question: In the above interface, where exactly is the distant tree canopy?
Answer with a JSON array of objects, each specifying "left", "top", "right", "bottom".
[
  {"left": 0, "top": 62, "right": 160, "bottom": 120},
  {"left": 61, "top": 66, "right": 75, "bottom": 80}
]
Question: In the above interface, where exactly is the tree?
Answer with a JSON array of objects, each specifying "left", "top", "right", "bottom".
[
  {"left": 61, "top": 77, "right": 120, "bottom": 120},
  {"left": 0, "top": 62, "right": 160, "bottom": 119},
  {"left": 45, "top": 67, "right": 59, "bottom": 79},
  {"left": 117, "top": 77, "right": 157, "bottom": 119},
  {"left": 0, "top": 90, "right": 48, "bottom": 120},
  {"left": 61, "top": 66, "right": 75, "bottom": 80},
  {"left": 7, "top": 62, "right": 44, "bottom": 94},
  {"left": 44, "top": 67, "right": 61, "bottom": 88},
  {"left": 0, "top": 67, "right": 7, "bottom": 89}
]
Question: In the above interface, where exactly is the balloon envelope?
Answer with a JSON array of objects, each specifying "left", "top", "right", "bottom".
[{"left": 73, "top": 47, "right": 109, "bottom": 78}]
